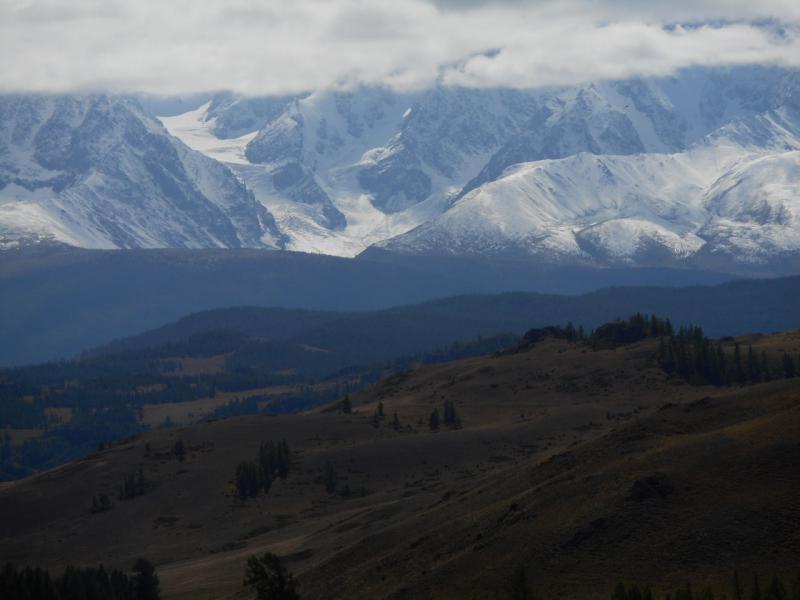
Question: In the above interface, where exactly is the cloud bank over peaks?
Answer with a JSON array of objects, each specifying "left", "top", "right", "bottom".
[{"left": 1, "top": 0, "right": 799, "bottom": 95}]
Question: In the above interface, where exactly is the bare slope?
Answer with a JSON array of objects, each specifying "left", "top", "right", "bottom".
[{"left": 1, "top": 333, "right": 799, "bottom": 599}]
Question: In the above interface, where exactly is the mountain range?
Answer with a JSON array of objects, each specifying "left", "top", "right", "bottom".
[{"left": 1, "top": 66, "right": 800, "bottom": 272}]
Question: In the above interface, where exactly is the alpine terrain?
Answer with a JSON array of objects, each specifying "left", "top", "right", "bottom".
[{"left": 1, "top": 67, "right": 799, "bottom": 272}]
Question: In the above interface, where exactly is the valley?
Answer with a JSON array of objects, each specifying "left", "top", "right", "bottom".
[{"left": 4, "top": 5, "right": 800, "bottom": 600}]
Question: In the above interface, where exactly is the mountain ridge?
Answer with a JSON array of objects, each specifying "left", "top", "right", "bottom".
[{"left": 3, "top": 66, "right": 800, "bottom": 271}]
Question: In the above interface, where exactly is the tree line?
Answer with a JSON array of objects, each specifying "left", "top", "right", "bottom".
[
  {"left": 579, "top": 312, "right": 799, "bottom": 387},
  {"left": 611, "top": 571, "right": 800, "bottom": 600},
  {"left": 657, "top": 327, "right": 799, "bottom": 386},
  {"left": 0, "top": 559, "right": 160, "bottom": 600}
]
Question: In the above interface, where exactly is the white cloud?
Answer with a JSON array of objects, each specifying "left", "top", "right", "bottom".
[{"left": 1, "top": 0, "right": 799, "bottom": 95}]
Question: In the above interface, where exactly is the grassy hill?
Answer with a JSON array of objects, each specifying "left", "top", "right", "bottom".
[
  {"left": 2, "top": 326, "right": 799, "bottom": 599},
  {"left": 5, "top": 272, "right": 800, "bottom": 480}
]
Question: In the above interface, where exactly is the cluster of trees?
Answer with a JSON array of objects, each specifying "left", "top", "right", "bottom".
[
  {"left": 591, "top": 313, "right": 673, "bottom": 347},
  {"left": 573, "top": 313, "right": 799, "bottom": 388},
  {"left": 1, "top": 405, "right": 142, "bottom": 481},
  {"left": 243, "top": 552, "right": 300, "bottom": 600},
  {"left": 658, "top": 328, "right": 799, "bottom": 386},
  {"left": 371, "top": 401, "right": 397, "bottom": 429},
  {"left": 235, "top": 440, "right": 291, "bottom": 500},
  {"left": 90, "top": 493, "right": 113, "bottom": 514},
  {"left": 612, "top": 571, "right": 800, "bottom": 600},
  {"left": 508, "top": 324, "right": 587, "bottom": 354},
  {"left": 119, "top": 468, "right": 146, "bottom": 500},
  {"left": 495, "top": 568, "right": 800, "bottom": 600},
  {"left": 0, "top": 385, "right": 50, "bottom": 428},
  {"left": 0, "top": 559, "right": 160, "bottom": 600},
  {"left": 430, "top": 399, "right": 461, "bottom": 431}
]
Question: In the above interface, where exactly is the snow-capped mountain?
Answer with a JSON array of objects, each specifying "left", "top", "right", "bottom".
[
  {"left": 2, "top": 66, "right": 800, "bottom": 271},
  {"left": 380, "top": 91, "right": 800, "bottom": 268},
  {"left": 0, "top": 95, "right": 285, "bottom": 249}
]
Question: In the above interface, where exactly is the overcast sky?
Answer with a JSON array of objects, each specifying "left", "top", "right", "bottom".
[{"left": 2, "top": 0, "right": 800, "bottom": 95}]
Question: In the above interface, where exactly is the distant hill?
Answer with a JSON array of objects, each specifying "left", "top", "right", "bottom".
[
  {"left": 96, "top": 275, "right": 800, "bottom": 360},
  {"left": 0, "top": 245, "right": 734, "bottom": 366}
]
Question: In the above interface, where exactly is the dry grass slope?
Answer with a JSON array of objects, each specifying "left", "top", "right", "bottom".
[{"left": 1, "top": 335, "right": 799, "bottom": 599}]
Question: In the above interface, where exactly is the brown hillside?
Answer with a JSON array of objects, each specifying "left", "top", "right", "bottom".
[{"left": 1, "top": 335, "right": 799, "bottom": 599}]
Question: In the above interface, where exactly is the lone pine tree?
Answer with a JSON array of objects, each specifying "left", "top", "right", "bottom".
[
  {"left": 443, "top": 399, "right": 461, "bottom": 428},
  {"left": 429, "top": 407, "right": 440, "bottom": 431},
  {"left": 173, "top": 439, "right": 186, "bottom": 462},
  {"left": 323, "top": 461, "right": 338, "bottom": 494},
  {"left": 235, "top": 460, "right": 260, "bottom": 500},
  {"left": 509, "top": 565, "right": 533, "bottom": 600},
  {"left": 132, "top": 558, "right": 160, "bottom": 600}
]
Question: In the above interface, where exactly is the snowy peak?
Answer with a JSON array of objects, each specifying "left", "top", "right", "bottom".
[
  {"left": 378, "top": 111, "right": 800, "bottom": 270},
  {"left": 379, "top": 151, "right": 712, "bottom": 263},
  {"left": 700, "top": 151, "right": 800, "bottom": 262},
  {"left": 0, "top": 94, "right": 284, "bottom": 250},
  {"left": 5, "top": 66, "right": 800, "bottom": 271}
]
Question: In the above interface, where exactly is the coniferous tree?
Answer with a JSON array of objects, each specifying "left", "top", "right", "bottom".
[
  {"left": 733, "top": 569, "right": 744, "bottom": 600},
  {"left": 243, "top": 552, "right": 300, "bottom": 600},
  {"left": 789, "top": 572, "right": 800, "bottom": 600},
  {"left": 136, "top": 467, "right": 145, "bottom": 496},
  {"left": 509, "top": 564, "right": 533, "bottom": 600},
  {"left": 612, "top": 582, "right": 628, "bottom": 600},
  {"left": 132, "top": 558, "right": 160, "bottom": 600},
  {"left": 392, "top": 412, "right": 401, "bottom": 432},
  {"left": 377, "top": 401, "right": 385, "bottom": 418},
  {"left": 0, "top": 560, "right": 161, "bottom": 600},
  {"left": 323, "top": 461, "right": 337, "bottom": 494},
  {"left": 235, "top": 460, "right": 260, "bottom": 500},
  {"left": 429, "top": 408, "right": 440, "bottom": 431},
  {"left": 783, "top": 353, "right": 796, "bottom": 378},
  {"left": 761, "top": 353, "right": 772, "bottom": 383},
  {"left": 258, "top": 442, "right": 275, "bottom": 494},
  {"left": 0, "top": 433, "right": 10, "bottom": 463},
  {"left": 276, "top": 440, "right": 290, "bottom": 480},
  {"left": 752, "top": 575, "right": 762, "bottom": 600},
  {"left": 698, "top": 587, "right": 716, "bottom": 600},
  {"left": 173, "top": 440, "right": 186, "bottom": 462},
  {"left": 341, "top": 394, "right": 352, "bottom": 414},
  {"left": 442, "top": 399, "right": 460, "bottom": 428},
  {"left": 734, "top": 343, "right": 745, "bottom": 384},
  {"left": 676, "top": 583, "right": 694, "bottom": 600},
  {"left": 91, "top": 493, "right": 113, "bottom": 514},
  {"left": 565, "top": 321, "right": 577, "bottom": 341},
  {"left": 765, "top": 576, "right": 787, "bottom": 600},
  {"left": 120, "top": 469, "right": 146, "bottom": 500},
  {"left": 746, "top": 346, "right": 761, "bottom": 382}
]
